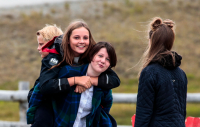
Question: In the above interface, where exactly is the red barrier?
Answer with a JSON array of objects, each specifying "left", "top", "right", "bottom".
[
  {"left": 131, "top": 114, "right": 136, "bottom": 127},
  {"left": 185, "top": 117, "right": 200, "bottom": 127},
  {"left": 132, "top": 115, "right": 200, "bottom": 127}
]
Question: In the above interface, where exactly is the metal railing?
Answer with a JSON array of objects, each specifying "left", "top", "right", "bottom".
[{"left": 0, "top": 81, "right": 200, "bottom": 127}]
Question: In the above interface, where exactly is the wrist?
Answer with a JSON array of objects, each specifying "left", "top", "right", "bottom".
[
  {"left": 90, "top": 77, "right": 98, "bottom": 86},
  {"left": 68, "top": 77, "right": 75, "bottom": 87},
  {"left": 74, "top": 77, "right": 75, "bottom": 85}
]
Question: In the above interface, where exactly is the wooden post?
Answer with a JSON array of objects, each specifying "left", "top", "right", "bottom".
[{"left": 18, "top": 81, "right": 29, "bottom": 123}]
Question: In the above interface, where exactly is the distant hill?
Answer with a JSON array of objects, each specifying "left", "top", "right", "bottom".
[{"left": 0, "top": 0, "right": 199, "bottom": 88}]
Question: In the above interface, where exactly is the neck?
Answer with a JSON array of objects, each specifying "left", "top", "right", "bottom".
[{"left": 86, "top": 64, "right": 101, "bottom": 77}]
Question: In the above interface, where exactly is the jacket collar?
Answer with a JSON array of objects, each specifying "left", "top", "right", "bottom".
[{"left": 150, "top": 51, "right": 182, "bottom": 69}]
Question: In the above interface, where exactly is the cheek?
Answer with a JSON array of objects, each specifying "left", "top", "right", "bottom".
[
  {"left": 41, "top": 52, "right": 49, "bottom": 58},
  {"left": 69, "top": 38, "right": 75, "bottom": 45},
  {"left": 91, "top": 58, "right": 96, "bottom": 64},
  {"left": 105, "top": 61, "right": 110, "bottom": 69},
  {"left": 69, "top": 42, "right": 76, "bottom": 50},
  {"left": 86, "top": 40, "right": 90, "bottom": 46}
]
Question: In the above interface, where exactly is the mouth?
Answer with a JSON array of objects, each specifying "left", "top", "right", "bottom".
[
  {"left": 98, "top": 64, "right": 104, "bottom": 68},
  {"left": 77, "top": 45, "right": 85, "bottom": 49}
]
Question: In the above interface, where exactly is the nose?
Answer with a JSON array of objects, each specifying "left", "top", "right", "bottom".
[
  {"left": 101, "top": 58, "right": 106, "bottom": 63},
  {"left": 80, "top": 38, "right": 84, "bottom": 43},
  {"left": 37, "top": 46, "right": 41, "bottom": 51}
]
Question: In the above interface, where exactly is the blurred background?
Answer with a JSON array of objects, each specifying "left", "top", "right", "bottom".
[{"left": 0, "top": 0, "right": 199, "bottom": 125}]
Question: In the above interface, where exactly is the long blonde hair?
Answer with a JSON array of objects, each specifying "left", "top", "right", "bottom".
[{"left": 138, "top": 17, "right": 175, "bottom": 77}]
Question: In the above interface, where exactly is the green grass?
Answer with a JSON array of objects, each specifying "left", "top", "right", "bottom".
[
  {"left": 0, "top": 81, "right": 19, "bottom": 90},
  {"left": 112, "top": 78, "right": 138, "bottom": 93},
  {"left": 186, "top": 74, "right": 200, "bottom": 93},
  {"left": 110, "top": 103, "right": 136, "bottom": 125},
  {"left": 0, "top": 102, "right": 19, "bottom": 121}
]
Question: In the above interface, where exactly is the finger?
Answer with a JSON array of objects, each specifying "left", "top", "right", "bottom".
[
  {"left": 81, "top": 87, "right": 84, "bottom": 93},
  {"left": 74, "top": 86, "right": 78, "bottom": 93},
  {"left": 84, "top": 83, "right": 89, "bottom": 89},
  {"left": 79, "top": 88, "right": 83, "bottom": 93}
]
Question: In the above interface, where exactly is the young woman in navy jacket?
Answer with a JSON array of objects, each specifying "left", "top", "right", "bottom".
[{"left": 135, "top": 17, "right": 187, "bottom": 127}]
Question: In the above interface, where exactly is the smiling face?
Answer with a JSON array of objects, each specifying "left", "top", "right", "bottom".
[
  {"left": 90, "top": 48, "right": 110, "bottom": 75},
  {"left": 69, "top": 27, "right": 90, "bottom": 57}
]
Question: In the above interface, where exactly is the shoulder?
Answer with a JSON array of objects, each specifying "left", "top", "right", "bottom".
[
  {"left": 43, "top": 53, "right": 62, "bottom": 64},
  {"left": 141, "top": 62, "right": 173, "bottom": 77},
  {"left": 139, "top": 63, "right": 164, "bottom": 85},
  {"left": 41, "top": 53, "right": 62, "bottom": 69},
  {"left": 61, "top": 64, "right": 89, "bottom": 71},
  {"left": 140, "top": 63, "right": 159, "bottom": 78},
  {"left": 141, "top": 63, "right": 187, "bottom": 85},
  {"left": 58, "top": 64, "right": 89, "bottom": 78}
]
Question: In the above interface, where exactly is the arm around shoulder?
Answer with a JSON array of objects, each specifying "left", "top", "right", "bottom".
[{"left": 97, "top": 69, "right": 120, "bottom": 90}]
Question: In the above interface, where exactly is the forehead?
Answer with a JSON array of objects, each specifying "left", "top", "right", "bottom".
[
  {"left": 96, "top": 48, "right": 108, "bottom": 56},
  {"left": 37, "top": 35, "right": 46, "bottom": 44},
  {"left": 71, "top": 27, "right": 89, "bottom": 35}
]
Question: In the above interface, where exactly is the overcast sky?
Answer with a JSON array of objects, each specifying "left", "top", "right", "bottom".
[{"left": 0, "top": 0, "right": 69, "bottom": 8}]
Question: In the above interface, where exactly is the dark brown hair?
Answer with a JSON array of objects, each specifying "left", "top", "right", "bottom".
[
  {"left": 138, "top": 17, "right": 175, "bottom": 76},
  {"left": 89, "top": 42, "right": 117, "bottom": 68}
]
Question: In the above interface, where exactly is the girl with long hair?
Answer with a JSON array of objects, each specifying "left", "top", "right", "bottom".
[{"left": 135, "top": 17, "right": 187, "bottom": 127}]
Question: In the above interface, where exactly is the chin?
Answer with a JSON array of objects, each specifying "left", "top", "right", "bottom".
[
  {"left": 78, "top": 50, "right": 86, "bottom": 54},
  {"left": 97, "top": 69, "right": 106, "bottom": 73}
]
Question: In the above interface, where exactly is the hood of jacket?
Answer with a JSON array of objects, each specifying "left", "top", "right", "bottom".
[
  {"left": 54, "top": 34, "right": 64, "bottom": 57},
  {"left": 151, "top": 51, "right": 182, "bottom": 70}
]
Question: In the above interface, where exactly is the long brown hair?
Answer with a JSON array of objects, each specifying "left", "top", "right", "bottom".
[
  {"left": 56, "top": 19, "right": 96, "bottom": 67},
  {"left": 138, "top": 17, "right": 175, "bottom": 77}
]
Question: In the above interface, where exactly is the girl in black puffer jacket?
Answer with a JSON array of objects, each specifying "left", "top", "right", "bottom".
[{"left": 135, "top": 17, "right": 187, "bottom": 127}]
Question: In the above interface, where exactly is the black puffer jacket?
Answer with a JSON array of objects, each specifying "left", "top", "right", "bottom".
[{"left": 135, "top": 52, "right": 187, "bottom": 127}]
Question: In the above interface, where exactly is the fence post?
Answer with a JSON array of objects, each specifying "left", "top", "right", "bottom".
[{"left": 19, "top": 81, "right": 29, "bottom": 123}]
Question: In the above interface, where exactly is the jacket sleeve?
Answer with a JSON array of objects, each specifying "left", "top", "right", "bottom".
[
  {"left": 98, "top": 69, "right": 120, "bottom": 90},
  {"left": 27, "top": 77, "right": 40, "bottom": 103},
  {"left": 39, "top": 75, "right": 71, "bottom": 96},
  {"left": 39, "top": 63, "right": 88, "bottom": 96},
  {"left": 134, "top": 70, "right": 155, "bottom": 127},
  {"left": 183, "top": 72, "right": 188, "bottom": 120},
  {"left": 38, "top": 55, "right": 71, "bottom": 96},
  {"left": 27, "top": 83, "right": 42, "bottom": 124},
  {"left": 101, "top": 90, "right": 113, "bottom": 113}
]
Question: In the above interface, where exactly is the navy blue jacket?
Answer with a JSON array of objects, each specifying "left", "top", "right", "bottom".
[{"left": 135, "top": 52, "right": 187, "bottom": 127}]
